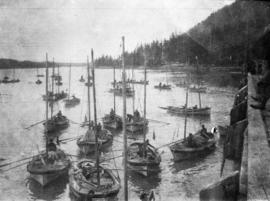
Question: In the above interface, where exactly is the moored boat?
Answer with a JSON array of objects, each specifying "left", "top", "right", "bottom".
[
  {"left": 69, "top": 159, "right": 120, "bottom": 199},
  {"left": 77, "top": 128, "right": 113, "bottom": 154},
  {"left": 27, "top": 148, "right": 70, "bottom": 186},
  {"left": 154, "top": 83, "right": 171, "bottom": 90},
  {"left": 102, "top": 112, "right": 122, "bottom": 130},
  {"left": 160, "top": 105, "right": 211, "bottom": 116},
  {"left": 189, "top": 86, "right": 207, "bottom": 93},
  {"left": 127, "top": 141, "right": 161, "bottom": 176},
  {"left": 44, "top": 111, "right": 69, "bottom": 133},
  {"left": 169, "top": 130, "right": 216, "bottom": 161}
]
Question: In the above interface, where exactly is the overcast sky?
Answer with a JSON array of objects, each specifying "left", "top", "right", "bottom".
[{"left": 0, "top": 0, "right": 234, "bottom": 62}]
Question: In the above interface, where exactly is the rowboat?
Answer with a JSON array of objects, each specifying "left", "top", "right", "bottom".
[{"left": 160, "top": 106, "right": 211, "bottom": 116}]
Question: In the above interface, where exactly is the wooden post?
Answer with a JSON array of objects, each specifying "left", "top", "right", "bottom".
[
  {"left": 45, "top": 53, "right": 49, "bottom": 154},
  {"left": 91, "top": 49, "right": 100, "bottom": 186},
  {"left": 122, "top": 36, "right": 128, "bottom": 201}
]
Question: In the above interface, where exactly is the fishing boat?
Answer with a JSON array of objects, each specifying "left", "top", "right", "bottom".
[
  {"left": 160, "top": 69, "right": 211, "bottom": 116},
  {"left": 27, "top": 53, "right": 71, "bottom": 186},
  {"left": 126, "top": 65, "right": 148, "bottom": 133},
  {"left": 77, "top": 53, "right": 113, "bottom": 154},
  {"left": 125, "top": 42, "right": 161, "bottom": 176},
  {"left": 127, "top": 141, "right": 161, "bottom": 176},
  {"left": 64, "top": 64, "right": 80, "bottom": 107},
  {"left": 169, "top": 79, "right": 216, "bottom": 161},
  {"left": 160, "top": 105, "right": 211, "bottom": 116},
  {"left": 69, "top": 50, "right": 120, "bottom": 199},
  {"left": 69, "top": 159, "right": 120, "bottom": 199},
  {"left": 36, "top": 79, "right": 42, "bottom": 84},
  {"left": 109, "top": 82, "right": 134, "bottom": 97},
  {"left": 169, "top": 130, "right": 216, "bottom": 161},
  {"left": 154, "top": 83, "right": 171, "bottom": 90},
  {"left": 111, "top": 79, "right": 149, "bottom": 85},
  {"left": 102, "top": 66, "right": 122, "bottom": 130},
  {"left": 43, "top": 59, "right": 69, "bottom": 133},
  {"left": 189, "top": 86, "right": 207, "bottom": 93}
]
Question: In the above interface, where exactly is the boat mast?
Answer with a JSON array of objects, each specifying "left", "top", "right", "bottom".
[
  {"left": 51, "top": 58, "right": 55, "bottom": 118},
  {"left": 113, "top": 65, "right": 116, "bottom": 112},
  {"left": 45, "top": 53, "right": 49, "bottom": 154},
  {"left": 184, "top": 75, "right": 189, "bottom": 140},
  {"left": 91, "top": 49, "right": 100, "bottom": 186},
  {"left": 87, "top": 57, "right": 91, "bottom": 124},
  {"left": 68, "top": 63, "right": 71, "bottom": 100},
  {"left": 132, "top": 65, "right": 135, "bottom": 113},
  {"left": 143, "top": 51, "right": 147, "bottom": 157},
  {"left": 122, "top": 36, "right": 128, "bottom": 201},
  {"left": 57, "top": 65, "right": 60, "bottom": 94},
  {"left": 196, "top": 56, "right": 202, "bottom": 108}
]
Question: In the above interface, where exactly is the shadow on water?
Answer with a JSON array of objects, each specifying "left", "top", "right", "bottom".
[
  {"left": 128, "top": 170, "right": 161, "bottom": 196},
  {"left": 27, "top": 175, "right": 68, "bottom": 200}
]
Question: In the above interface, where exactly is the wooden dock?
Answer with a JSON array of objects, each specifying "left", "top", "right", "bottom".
[{"left": 247, "top": 74, "right": 270, "bottom": 200}]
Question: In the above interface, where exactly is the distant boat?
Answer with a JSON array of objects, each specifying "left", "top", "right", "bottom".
[
  {"left": 65, "top": 64, "right": 80, "bottom": 108},
  {"left": 154, "top": 83, "right": 172, "bottom": 90},
  {"left": 102, "top": 66, "right": 122, "bottom": 130},
  {"left": 189, "top": 86, "right": 207, "bottom": 93},
  {"left": 109, "top": 83, "right": 135, "bottom": 97},
  {"left": 160, "top": 105, "right": 211, "bottom": 116},
  {"left": 36, "top": 79, "right": 42, "bottom": 85}
]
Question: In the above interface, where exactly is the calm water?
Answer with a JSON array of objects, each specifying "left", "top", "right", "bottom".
[{"left": 0, "top": 66, "right": 238, "bottom": 201}]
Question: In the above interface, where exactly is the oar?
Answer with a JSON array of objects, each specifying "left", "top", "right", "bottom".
[
  {"left": 0, "top": 154, "right": 41, "bottom": 168},
  {"left": 2, "top": 161, "right": 30, "bottom": 172},
  {"left": 100, "top": 155, "right": 123, "bottom": 163},
  {"left": 24, "top": 120, "right": 46, "bottom": 129}
]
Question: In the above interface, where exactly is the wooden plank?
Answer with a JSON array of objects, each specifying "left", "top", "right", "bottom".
[{"left": 247, "top": 74, "right": 270, "bottom": 200}]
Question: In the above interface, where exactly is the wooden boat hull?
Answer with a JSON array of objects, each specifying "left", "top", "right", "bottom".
[
  {"left": 161, "top": 106, "right": 211, "bottom": 116},
  {"left": 154, "top": 85, "right": 171, "bottom": 90},
  {"left": 29, "top": 167, "right": 68, "bottom": 187},
  {"left": 170, "top": 140, "right": 216, "bottom": 162},
  {"left": 77, "top": 131, "right": 113, "bottom": 154},
  {"left": 189, "top": 87, "right": 207, "bottom": 93},
  {"left": 64, "top": 98, "right": 80, "bottom": 107},
  {"left": 45, "top": 118, "right": 69, "bottom": 133},
  {"left": 102, "top": 114, "right": 122, "bottom": 130},
  {"left": 69, "top": 160, "right": 120, "bottom": 199},
  {"left": 127, "top": 142, "right": 161, "bottom": 176},
  {"left": 126, "top": 120, "right": 148, "bottom": 133}
]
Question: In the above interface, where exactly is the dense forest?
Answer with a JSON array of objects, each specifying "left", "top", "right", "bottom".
[{"left": 96, "top": 1, "right": 270, "bottom": 67}]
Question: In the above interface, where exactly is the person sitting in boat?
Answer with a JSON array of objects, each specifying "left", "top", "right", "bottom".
[
  {"left": 200, "top": 125, "right": 213, "bottom": 139},
  {"left": 47, "top": 139, "right": 57, "bottom": 152},
  {"left": 159, "top": 82, "right": 162, "bottom": 87},
  {"left": 57, "top": 110, "right": 62, "bottom": 118},
  {"left": 134, "top": 110, "right": 141, "bottom": 121},
  {"left": 187, "top": 133, "right": 194, "bottom": 147},
  {"left": 97, "top": 122, "right": 102, "bottom": 133},
  {"left": 127, "top": 114, "right": 133, "bottom": 122},
  {"left": 110, "top": 108, "right": 115, "bottom": 119},
  {"left": 193, "top": 105, "right": 198, "bottom": 109}
]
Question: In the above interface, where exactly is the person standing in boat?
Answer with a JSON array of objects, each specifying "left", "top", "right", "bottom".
[{"left": 110, "top": 108, "right": 115, "bottom": 119}]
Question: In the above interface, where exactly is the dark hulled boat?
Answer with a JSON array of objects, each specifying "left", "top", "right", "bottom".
[
  {"left": 127, "top": 141, "right": 161, "bottom": 176},
  {"left": 160, "top": 106, "right": 211, "bottom": 116},
  {"left": 169, "top": 130, "right": 216, "bottom": 161}
]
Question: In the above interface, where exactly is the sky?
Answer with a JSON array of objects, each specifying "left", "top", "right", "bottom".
[{"left": 0, "top": 0, "right": 235, "bottom": 62}]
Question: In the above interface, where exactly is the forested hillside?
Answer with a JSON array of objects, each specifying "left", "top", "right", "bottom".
[{"left": 96, "top": 1, "right": 270, "bottom": 67}]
